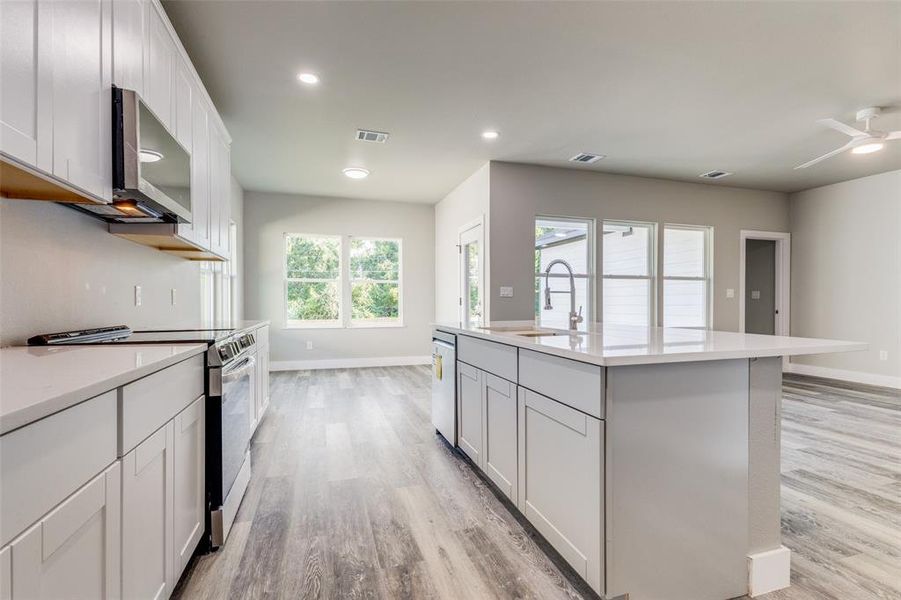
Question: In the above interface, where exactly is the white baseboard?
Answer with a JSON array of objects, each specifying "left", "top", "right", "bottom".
[
  {"left": 785, "top": 362, "right": 901, "bottom": 390},
  {"left": 748, "top": 546, "right": 791, "bottom": 597},
  {"left": 271, "top": 355, "right": 431, "bottom": 371}
]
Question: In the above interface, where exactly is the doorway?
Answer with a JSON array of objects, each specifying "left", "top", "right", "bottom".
[
  {"left": 459, "top": 220, "right": 485, "bottom": 327},
  {"left": 739, "top": 230, "right": 790, "bottom": 336}
]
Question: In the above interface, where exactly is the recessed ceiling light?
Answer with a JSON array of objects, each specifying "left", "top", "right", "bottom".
[
  {"left": 297, "top": 72, "right": 319, "bottom": 85},
  {"left": 139, "top": 149, "right": 164, "bottom": 163},
  {"left": 343, "top": 167, "right": 369, "bottom": 179},
  {"left": 481, "top": 130, "right": 499, "bottom": 140},
  {"left": 851, "top": 141, "right": 884, "bottom": 154}
]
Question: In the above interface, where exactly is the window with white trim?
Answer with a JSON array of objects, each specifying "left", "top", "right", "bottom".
[
  {"left": 602, "top": 221, "right": 656, "bottom": 326},
  {"left": 285, "top": 234, "right": 402, "bottom": 328},
  {"left": 663, "top": 225, "right": 712, "bottom": 328},
  {"left": 534, "top": 216, "right": 594, "bottom": 327}
]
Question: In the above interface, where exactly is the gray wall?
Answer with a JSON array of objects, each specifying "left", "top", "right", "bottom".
[
  {"left": 488, "top": 162, "right": 790, "bottom": 331},
  {"left": 243, "top": 191, "right": 435, "bottom": 365},
  {"left": 230, "top": 175, "right": 245, "bottom": 320},
  {"left": 789, "top": 169, "right": 901, "bottom": 382},
  {"left": 744, "top": 239, "right": 776, "bottom": 335},
  {"left": 0, "top": 199, "right": 203, "bottom": 345},
  {"left": 434, "top": 163, "right": 490, "bottom": 323}
]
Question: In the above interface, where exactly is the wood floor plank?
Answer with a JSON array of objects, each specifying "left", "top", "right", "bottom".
[{"left": 173, "top": 367, "right": 900, "bottom": 600}]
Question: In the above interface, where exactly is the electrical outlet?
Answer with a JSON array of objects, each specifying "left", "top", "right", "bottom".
[
  {"left": 134, "top": 285, "right": 142, "bottom": 307},
  {"left": 171, "top": 288, "right": 177, "bottom": 306},
  {"left": 306, "top": 341, "right": 313, "bottom": 350},
  {"left": 879, "top": 350, "right": 888, "bottom": 361},
  {"left": 726, "top": 288, "right": 735, "bottom": 299}
]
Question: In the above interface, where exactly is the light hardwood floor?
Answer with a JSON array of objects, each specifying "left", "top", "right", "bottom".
[{"left": 172, "top": 367, "right": 901, "bottom": 600}]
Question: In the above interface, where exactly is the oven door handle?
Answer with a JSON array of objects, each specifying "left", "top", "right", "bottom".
[{"left": 222, "top": 355, "right": 255, "bottom": 383}]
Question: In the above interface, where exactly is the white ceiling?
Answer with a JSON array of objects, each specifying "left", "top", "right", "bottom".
[{"left": 163, "top": 0, "right": 901, "bottom": 203}]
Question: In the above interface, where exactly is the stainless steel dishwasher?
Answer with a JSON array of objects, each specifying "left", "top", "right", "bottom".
[{"left": 431, "top": 330, "right": 456, "bottom": 445}]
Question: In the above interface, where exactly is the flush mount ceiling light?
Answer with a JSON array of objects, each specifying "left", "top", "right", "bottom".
[
  {"left": 342, "top": 167, "right": 369, "bottom": 179},
  {"left": 481, "top": 130, "right": 499, "bottom": 140},
  {"left": 139, "top": 149, "right": 164, "bottom": 163},
  {"left": 297, "top": 72, "right": 319, "bottom": 85}
]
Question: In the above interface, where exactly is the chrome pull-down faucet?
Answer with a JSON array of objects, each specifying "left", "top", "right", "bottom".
[{"left": 542, "top": 259, "right": 583, "bottom": 331}]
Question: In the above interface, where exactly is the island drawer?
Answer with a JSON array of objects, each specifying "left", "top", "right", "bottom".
[
  {"left": 519, "top": 349, "right": 604, "bottom": 419},
  {"left": 458, "top": 336, "right": 518, "bottom": 382},
  {"left": 120, "top": 355, "right": 204, "bottom": 455},
  {"left": 0, "top": 390, "right": 117, "bottom": 547}
]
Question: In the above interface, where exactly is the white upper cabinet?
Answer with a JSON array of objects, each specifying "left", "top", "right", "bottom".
[
  {"left": 50, "top": 0, "right": 113, "bottom": 201},
  {"left": 180, "top": 92, "right": 210, "bottom": 245},
  {"left": 0, "top": 0, "right": 52, "bottom": 170},
  {"left": 145, "top": 0, "right": 175, "bottom": 131},
  {"left": 208, "top": 125, "right": 231, "bottom": 259},
  {"left": 111, "top": 0, "right": 145, "bottom": 96},
  {"left": 174, "top": 62, "right": 193, "bottom": 151}
]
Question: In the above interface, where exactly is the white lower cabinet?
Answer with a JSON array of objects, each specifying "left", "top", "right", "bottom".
[
  {"left": 517, "top": 386, "right": 604, "bottom": 594},
  {"left": 5, "top": 463, "right": 121, "bottom": 599},
  {"left": 122, "top": 423, "right": 174, "bottom": 600},
  {"left": 457, "top": 361, "right": 483, "bottom": 465},
  {"left": 483, "top": 373, "right": 518, "bottom": 503},
  {"left": 172, "top": 397, "right": 205, "bottom": 578}
]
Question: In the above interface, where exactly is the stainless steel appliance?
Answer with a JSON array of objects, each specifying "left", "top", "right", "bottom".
[
  {"left": 28, "top": 324, "right": 259, "bottom": 550},
  {"left": 71, "top": 87, "right": 192, "bottom": 223},
  {"left": 431, "top": 330, "right": 456, "bottom": 445}
]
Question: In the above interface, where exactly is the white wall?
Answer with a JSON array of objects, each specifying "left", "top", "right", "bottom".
[
  {"left": 488, "top": 162, "right": 790, "bottom": 331},
  {"left": 243, "top": 191, "right": 435, "bottom": 367},
  {"left": 434, "top": 163, "right": 490, "bottom": 323},
  {"left": 230, "top": 175, "right": 245, "bottom": 320},
  {"left": 789, "top": 169, "right": 901, "bottom": 388},
  {"left": 0, "top": 199, "right": 203, "bottom": 345}
]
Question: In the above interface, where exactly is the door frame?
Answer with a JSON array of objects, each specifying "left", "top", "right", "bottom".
[
  {"left": 739, "top": 230, "right": 791, "bottom": 337},
  {"left": 458, "top": 216, "right": 486, "bottom": 326}
]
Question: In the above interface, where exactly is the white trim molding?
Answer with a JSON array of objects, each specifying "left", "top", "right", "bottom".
[
  {"left": 785, "top": 362, "right": 901, "bottom": 390},
  {"left": 748, "top": 546, "right": 791, "bottom": 597},
  {"left": 271, "top": 355, "right": 431, "bottom": 372}
]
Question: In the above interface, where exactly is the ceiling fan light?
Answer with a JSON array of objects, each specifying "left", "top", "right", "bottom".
[{"left": 851, "top": 142, "right": 884, "bottom": 155}]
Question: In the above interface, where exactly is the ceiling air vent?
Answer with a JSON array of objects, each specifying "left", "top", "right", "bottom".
[
  {"left": 699, "top": 170, "right": 733, "bottom": 179},
  {"left": 355, "top": 129, "right": 389, "bottom": 143},
  {"left": 569, "top": 152, "right": 605, "bottom": 164}
]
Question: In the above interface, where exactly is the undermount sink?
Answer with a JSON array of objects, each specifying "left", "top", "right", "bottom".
[
  {"left": 475, "top": 325, "right": 585, "bottom": 337},
  {"left": 515, "top": 330, "right": 586, "bottom": 337}
]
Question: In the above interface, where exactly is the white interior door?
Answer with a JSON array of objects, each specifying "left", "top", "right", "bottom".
[{"left": 459, "top": 222, "right": 484, "bottom": 327}]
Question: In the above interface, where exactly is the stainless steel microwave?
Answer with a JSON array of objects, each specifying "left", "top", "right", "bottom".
[{"left": 75, "top": 87, "right": 192, "bottom": 223}]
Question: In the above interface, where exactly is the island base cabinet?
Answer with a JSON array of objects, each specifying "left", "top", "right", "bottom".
[
  {"left": 122, "top": 422, "right": 174, "bottom": 600},
  {"left": 6, "top": 463, "right": 121, "bottom": 599},
  {"left": 517, "top": 387, "right": 604, "bottom": 595},
  {"left": 457, "top": 361, "right": 483, "bottom": 466},
  {"left": 483, "top": 373, "right": 517, "bottom": 503}
]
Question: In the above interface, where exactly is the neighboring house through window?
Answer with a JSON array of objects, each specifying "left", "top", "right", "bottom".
[
  {"left": 663, "top": 224, "right": 712, "bottom": 328},
  {"left": 534, "top": 216, "right": 594, "bottom": 327},
  {"left": 602, "top": 220, "right": 656, "bottom": 326}
]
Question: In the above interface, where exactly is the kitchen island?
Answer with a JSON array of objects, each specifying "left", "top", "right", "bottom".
[{"left": 432, "top": 321, "right": 866, "bottom": 600}]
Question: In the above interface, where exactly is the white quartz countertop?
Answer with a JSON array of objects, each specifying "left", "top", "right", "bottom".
[
  {"left": 0, "top": 343, "right": 207, "bottom": 435},
  {"left": 434, "top": 320, "right": 867, "bottom": 367}
]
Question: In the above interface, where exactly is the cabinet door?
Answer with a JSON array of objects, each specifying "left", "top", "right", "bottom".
[
  {"left": 50, "top": 0, "right": 112, "bottom": 200},
  {"left": 249, "top": 352, "right": 260, "bottom": 434},
  {"left": 173, "top": 62, "right": 192, "bottom": 151},
  {"left": 111, "top": 0, "right": 144, "bottom": 95},
  {"left": 457, "top": 361, "right": 482, "bottom": 466},
  {"left": 145, "top": 1, "right": 174, "bottom": 131},
  {"left": 0, "top": 544, "right": 9, "bottom": 600},
  {"left": 10, "top": 463, "right": 121, "bottom": 600},
  {"left": 261, "top": 344, "right": 270, "bottom": 412},
  {"left": 122, "top": 423, "right": 174, "bottom": 600},
  {"left": 517, "top": 387, "right": 604, "bottom": 594},
  {"left": 179, "top": 94, "right": 210, "bottom": 247},
  {"left": 483, "top": 373, "right": 517, "bottom": 503},
  {"left": 207, "top": 124, "right": 222, "bottom": 253},
  {"left": 173, "top": 397, "right": 204, "bottom": 579},
  {"left": 0, "top": 0, "right": 52, "bottom": 170}
]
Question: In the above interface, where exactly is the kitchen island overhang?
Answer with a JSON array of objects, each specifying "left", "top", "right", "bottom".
[{"left": 431, "top": 321, "right": 866, "bottom": 600}]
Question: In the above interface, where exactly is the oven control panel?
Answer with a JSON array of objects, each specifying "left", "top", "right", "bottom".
[{"left": 216, "top": 333, "right": 256, "bottom": 363}]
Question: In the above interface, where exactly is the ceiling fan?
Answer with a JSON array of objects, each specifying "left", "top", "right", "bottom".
[{"left": 795, "top": 107, "right": 900, "bottom": 169}]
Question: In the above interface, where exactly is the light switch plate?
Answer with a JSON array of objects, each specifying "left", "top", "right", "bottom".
[
  {"left": 726, "top": 288, "right": 735, "bottom": 299},
  {"left": 171, "top": 288, "right": 177, "bottom": 306},
  {"left": 499, "top": 286, "right": 514, "bottom": 298},
  {"left": 134, "top": 285, "right": 142, "bottom": 306},
  {"left": 751, "top": 290, "right": 761, "bottom": 300},
  {"left": 306, "top": 341, "right": 314, "bottom": 350},
  {"left": 879, "top": 350, "right": 888, "bottom": 361}
]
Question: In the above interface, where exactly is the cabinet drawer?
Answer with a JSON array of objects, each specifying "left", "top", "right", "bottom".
[
  {"left": 458, "top": 336, "right": 517, "bottom": 382},
  {"left": 0, "top": 391, "right": 116, "bottom": 547},
  {"left": 120, "top": 355, "right": 204, "bottom": 455},
  {"left": 519, "top": 349, "right": 604, "bottom": 419}
]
